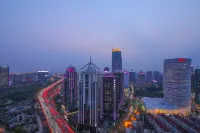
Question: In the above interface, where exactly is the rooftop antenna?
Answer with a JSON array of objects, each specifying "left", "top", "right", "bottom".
[{"left": 90, "top": 52, "right": 91, "bottom": 63}]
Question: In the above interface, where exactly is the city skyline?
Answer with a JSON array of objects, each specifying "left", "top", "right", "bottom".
[{"left": 1, "top": 0, "right": 200, "bottom": 73}]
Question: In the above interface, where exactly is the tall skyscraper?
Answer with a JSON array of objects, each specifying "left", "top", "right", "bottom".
[
  {"left": 63, "top": 66, "right": 78, "bottom": 111},
  {"left": 123, "top": 70, "right": 129, "bottom": 88},
  {"left": 100, "top": 73, "right": 117, "bottom": 121},
  {"left": 146, "top": 71, "right": 153, "bottom": 83},
  {"left": 114, "top": 71, "right": 124, "bottom": 109},
  {"left": 0, "top": 66, "right": 9, "bottom": 87},
  {"left": 195, "top": 69, "right": 200, "bottom": 103},
  {"left": 78, "top": 57, "right": 101, "bottom": 127},
  {"left": 163, "top": 58, "right": 191, "bottom": 107},
  {"left": 112, "top": 48, "right": 122, "bottom": 73},
  {"left": 129, "top": 70, "right": 136, "bottom": 85}
]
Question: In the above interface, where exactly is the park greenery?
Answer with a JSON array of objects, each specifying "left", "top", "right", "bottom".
[
  {"left": 0, "top": 80, "right": 58, "bottom": 107},
  {"left": 135, "top": 85, "right": 163, "bottom": 98}
]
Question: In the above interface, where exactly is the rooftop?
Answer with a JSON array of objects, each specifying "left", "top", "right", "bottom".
[
  {"left": 173, "top": 115, "right": 200, "bottom": 132},
  {"left": 147, "top": 113, "right": 170, "bottom": 132},
  {"left": 159, "top": 114, "right": 189, "bottom": 133},
  {"left": 112, "top": 48, "right": 121, "bottom": 52},
  {"left": 80, "top": 56, "right": 100, "bottom": 73},
  {"left": 143, "top": 97, "right": 177, "bottom": 110}
]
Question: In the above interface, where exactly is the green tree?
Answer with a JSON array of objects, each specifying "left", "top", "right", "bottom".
[{"left": 13, "top": 126, "right": 27, "bottom": 133}]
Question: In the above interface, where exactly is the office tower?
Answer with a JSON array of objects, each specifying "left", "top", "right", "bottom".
[
  {"left": 153, "top": 71, "right": 160, "bottom": 83},
  {"left": 129, "top": 70, "right": 136, "bottom": 85},
  {"left": 195, "top": 69, "right": 200, "bottom": 103},
  {"left": 37, "top": 71, "right": 49, "bottom": 82},
  {"left": 0, "top": 66, "right": 9, "bottom": 87},
  {"left": 138, "top": 71, "right": 145, "bottom": 86},
  {"left": 146, "top": 71, "right": 153, "bottom": 83},
  {"left": 63, "top": 66, "right": 78, "bottom": 111},
  {"left": 191, "top": 72, "right": 196, "bottom": 90},
  {"left": 78, "top": 57, "right": 101, "bottom": 126},
  {"left": 123, "top": 70, "right": 129, "bottom": 88},
  {"left": 114, "top": 71, "right": 124, "bottom": 109},
  {"left": 101, "top": 73, "right": 117, "bottom": 121},
  {"left": 163, "top": 58, "right": 191, "bottom": 107},
  {"left": 191, "top": 65, "right": 194, "bottom": 72},
  {"left": 112, "top": 48, "right": 122, "bottom": 73}
]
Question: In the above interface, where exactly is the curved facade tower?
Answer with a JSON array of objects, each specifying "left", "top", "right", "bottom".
[
  {"left": 63, "top": 66, "right": 78, "bottom": 111},
  {"left": 78, "top": 57, "right": 102, "bottom": 127},
  {"left": 163, "top": 58, "right": 191, "bottom": 107}
]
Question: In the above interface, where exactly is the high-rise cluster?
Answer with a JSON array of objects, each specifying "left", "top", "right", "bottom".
[{"left": 61, "top": 48, "right": 125, "bottom": 131}]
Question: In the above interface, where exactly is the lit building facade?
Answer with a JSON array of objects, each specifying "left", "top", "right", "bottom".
[
  {"left": 114, "top": 71, "right": 124, "bottom": 109},
  {"left": 112, "top": 48, "right": 122, "bottom": 73},
  {"left": 63, "top": 66, "right": 78, "bottom": 111},
  {"left": 78, "top": 58, "right": 101, "bottom": 126},
  {"left": 163, "top": 58, "right": 191, "bottom": 107},
  {"left": 100, "top": 73, "right": 117, "bottom": 121},
  {"left": 37, "top": 71, "right": 49, "bottom": 82},
  {"left": 0, "top": 66, "right": 9, "bottom": 87}
]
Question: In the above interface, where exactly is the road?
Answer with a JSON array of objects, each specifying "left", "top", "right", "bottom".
[{"left": 38, "top": 80, "right": 74, "bottom": 133}]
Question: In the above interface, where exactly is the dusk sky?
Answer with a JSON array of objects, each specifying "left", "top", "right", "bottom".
[{"left": 0, "top": 0, "right": 200, "bottom": 73}]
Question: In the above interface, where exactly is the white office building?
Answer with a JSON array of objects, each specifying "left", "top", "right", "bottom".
[{"left": 78, "top": 57, "right": 102, "bottom": 126}]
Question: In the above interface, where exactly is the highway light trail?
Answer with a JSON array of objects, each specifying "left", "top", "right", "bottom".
[{"left": 38, "top": 79, "right": 74, "bottom": 133}]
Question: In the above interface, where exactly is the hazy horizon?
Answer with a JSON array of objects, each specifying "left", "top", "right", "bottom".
[{"left": 1, "top": 0, "right": 200, "bottom": 73}]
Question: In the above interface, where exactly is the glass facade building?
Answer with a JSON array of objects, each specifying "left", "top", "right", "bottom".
[
  {"left": 112, "top": 48, "right": 122, "bottom": 73},
  {"left": 101, "top": 74, "right": 117, "bottom": 121},
  {"left": 163, "top": 58, "right": 191, "bottom": 107},
  {"left": 63, "top": 66, "right": 78, "bottom": 111}
]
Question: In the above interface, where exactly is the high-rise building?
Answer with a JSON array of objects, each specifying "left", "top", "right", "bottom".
[
  {"left": 78, "top": 58, "right": 101, "bottom": 127},
  {"left": 146, "top": 71, "right": 153, "bottom": 83},
  {"left": 0, "top": 66, "right": 9, "bottom": 87},
  {"left": 163, "top": 58, "right": 191, "bottom": 107},
  {"left": 37, "top": 71, "right": 49, "bottom": 82},
  {"left": 100, "top": 73, "right": 118, "bottom": 121},
  {"left": 112, "top": 48, "right": 122, "bottom": 73},
  {"left": 138, "top": 71, "right": 145, "bottom": 86},
  {"left": 129, "top": 70, "right": 136, "bottom": 85},
  {"left": 123, "top": 70, "right": 129, "bottom": 88},
  {"left": 191, "top": 65, "right": 194, "bottom": 72},
  {"left": 153, "top": 71, "right": 160, "bottom": 83},
  {"left": 195, "top": 69, "right": 200, "bottom": 103},
  {"left": 63, "top": 66, "right": 78, "bottom": 111},
  {"left": 114, "top": 71, "right": 124, "bottom": 109}
]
